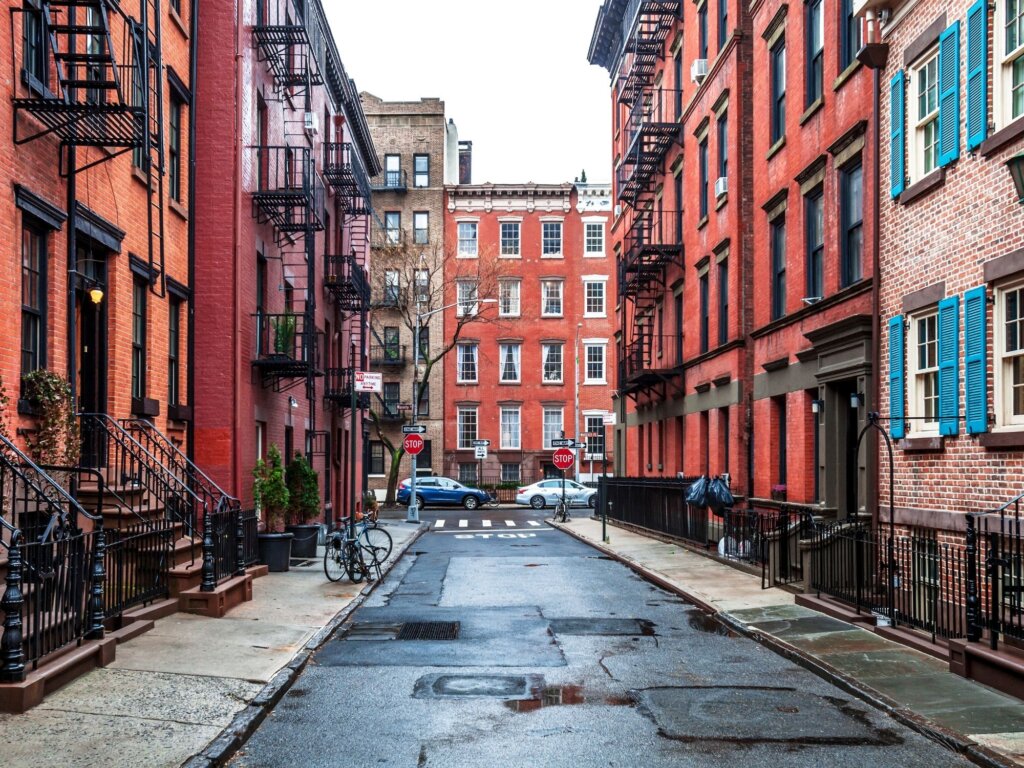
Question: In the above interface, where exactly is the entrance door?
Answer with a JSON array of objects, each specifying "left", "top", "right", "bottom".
[
  {"left": 76, "top": 247, "right": 107, "bottom": 467},
  {"left": 831, "top": 380, "right": 860, "bottom": 518}
]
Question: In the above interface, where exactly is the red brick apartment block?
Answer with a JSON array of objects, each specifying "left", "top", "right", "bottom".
[
  {"left": 442, "top": 183, "right": 616, "bottom": 484},
  {"left": 862, "top": 0, "right": 1024, "bottom": 528},
  {"left": 192, "top": 0, "right": 380, "bottom": 517}
]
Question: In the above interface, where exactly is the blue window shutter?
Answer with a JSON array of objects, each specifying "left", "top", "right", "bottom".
[
  {"left": 938, "top": 22, "right": 961, "bottom": 167},
  {"left": 964, "top": 285, "right": 988, "bottom": 433},
  {"left": 889, "top": 316, "right": 906, "bottom": 439},
  {"left": 890, "top": 71, "right": 906, "bottom": 198},
  {"left": 938, "top": 295, "right": 960, "bottom": 436},
  {"left": 966, "top": 2, "right": 988, "bottom": 150}
]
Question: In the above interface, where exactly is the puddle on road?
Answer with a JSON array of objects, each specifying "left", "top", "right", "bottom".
[
  {"left": 504, "top": 684, "right": 635, "bottom": 712},
  {"left": 686, "top": 611, "right": 737, "bottom": 637},
  {"left": 524, "top": 563, "right": 547, "bottom": 568}
]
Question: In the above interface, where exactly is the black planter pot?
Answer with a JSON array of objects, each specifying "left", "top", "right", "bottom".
[
  {"left": 257, "top": 532, "right": 294, "bottom": 572},
  {"left": 285, "top": 524, "right": 320, "bottom": 559}
]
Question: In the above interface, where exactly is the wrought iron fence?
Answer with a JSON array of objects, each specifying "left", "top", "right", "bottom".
[
  {"left": 599, "top": 476, "right": 708, "bottom": 545},
  {"left": 240, "top": 508, "right": 260, "bottom": 568},
  {"left": 104, "top": 521, "right": 173, "bottom": 618}
]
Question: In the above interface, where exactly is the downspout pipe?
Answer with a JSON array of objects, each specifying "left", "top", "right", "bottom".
[
  {"left": 870, "top": 64, "right": 882, "bottom": 527},
  {"left": 233, "top": 0, "right": 244, "bottom": 497},
  {"left": 186, "top": 0, "right": 199, "bottom": 463}
]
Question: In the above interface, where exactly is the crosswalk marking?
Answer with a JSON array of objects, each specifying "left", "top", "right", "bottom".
[
  {"left": 482, "top": 520, "right": 492, "bottom": 528},
  {"left": 434, "top": 519, "right": 445, "bottom": 529},
  {"left": 505, "top": 520, "right": 516, "bottom": 527},
  {"left": 527, "top": 521, "right": 541, "bottom": 527},
  {"left": 459, "top": 519, "right": 468, "bottom": 528}
]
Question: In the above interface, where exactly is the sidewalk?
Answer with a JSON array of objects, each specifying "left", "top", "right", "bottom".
[
  {"left": 553, "top": 516, "right": 1024, "bottom": 768},
  {"left": 0, "top": 521, "right": 426, "bottom": 768}
]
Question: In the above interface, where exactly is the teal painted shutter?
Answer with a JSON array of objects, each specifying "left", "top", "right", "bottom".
[
  {"left": 964, "top": 285, "right": 988, "bottom": 433},
  {"left": 938, "top": 22, "right": 961, "bottom": 167},
  {"left": 889, "top": 316, "right": 906, "bottom": 439},
  {"left": 890, "top": 71, "right": 906, "bottom": 198},
  {"left": 938, "top": 295, "right": 960, "bottom": 436},
  {"left": 966, "top": 1, "right": 988, "bottom": 150}
]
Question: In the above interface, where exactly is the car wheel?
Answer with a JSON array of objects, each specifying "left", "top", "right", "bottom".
[
  {"left": 588, "top": 495, "right": 596, "bottom": 509},
  {"left": 530, "top": 495, "right": 545, "bottom": 510},
  {"left": 463, "top": 495, "right": 479, "bottom": 510},
  {"left": 416, "top": 494, "right": 425, "bottom": 508}
]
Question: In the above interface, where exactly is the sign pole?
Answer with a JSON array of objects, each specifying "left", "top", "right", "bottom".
[
  {"left": 408, "top": 318, "right": 420, "bottom": 523},
  {"left": 349, "top": 344, "right": 357, "bottom": 542}
]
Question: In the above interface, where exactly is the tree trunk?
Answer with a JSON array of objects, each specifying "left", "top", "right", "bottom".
[{"left": 384, "top": 447, "right": 404, "bottom": 505}]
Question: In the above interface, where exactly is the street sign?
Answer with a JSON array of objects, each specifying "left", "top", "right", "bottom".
[
  {"left": 474, "top": 446, "right": 488, "bottom": 460},
  {"left": 551, "top": 438, "right": 574, "bottom": 447},
  {"left": 397, "top": 403, "right": 413, "bottom": 411},
  {"left": 585, "top": 453, "right": 604, "bottom": 462},
  {"left": 602, "top": 412, "right": 617, "bottom": 426},
  {"left": 552, "top": 448, "right": 575, "bottom": 470},
  {"left": 471, "top": 439, "right": 490, "bottom": 447},
  {"left": 403, "top": 434, "right": 425, "bottom": 455},
  {"left": 354, "top": 371, "right": 382, "bottom": 393},
  {"left": 402, "top": 424, "right": 427, "bottom": 434}
]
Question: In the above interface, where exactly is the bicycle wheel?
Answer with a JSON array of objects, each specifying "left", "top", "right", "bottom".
[
  {"left": 358, "top": 526, "right": 393, "bottom": 565},
  {"left": 324, "top": 536, "right": 345, "bottom": 582},
  {"left": 555, "top": 502, "right": 568, "bottom": 523},
  {"left": 345, "top": 541, "right": 366, "bottom": 583}
]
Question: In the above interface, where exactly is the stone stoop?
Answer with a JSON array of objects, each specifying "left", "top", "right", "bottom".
[
  {"left": 949, "top": 640, "right": 1024, "bottom": 701},
  {"left": 179, "top": 572, "right": 254, "bottom": 618},
  {"left": 0, "top": 636, "right": 117, "bottom": 714}
]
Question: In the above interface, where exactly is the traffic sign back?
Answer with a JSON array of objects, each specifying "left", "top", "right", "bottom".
[{"left": 552, "top": 448, "right": 574, "bottom": 470}]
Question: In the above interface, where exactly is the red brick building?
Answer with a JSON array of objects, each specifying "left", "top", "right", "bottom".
[
  {"left": 192, "top": 0, "right": 379, "bottom": 519},
  {"left": 442, "top": 182, "right": 616, "bottom": 484}
]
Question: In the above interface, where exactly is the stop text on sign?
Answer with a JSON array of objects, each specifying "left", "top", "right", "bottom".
[
  {"left": 404, "top": 434, "right": 425, "bottom": 455},
  {"left": 552, "top": 447, "right": 574, "bottom": 470}
]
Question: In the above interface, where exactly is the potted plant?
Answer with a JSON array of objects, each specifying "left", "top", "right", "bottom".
[
  {"left": 771, "top": 484, "right": 787, "bottom": 502},
  {"left": 254, "top": 444, "right": 293, "bottom": 571},
  {"left": 20, "top": 369, "right": 79, "bottom": 466},
  {"left": 284, "top": 451, "right": 321, "bottom": 559}
]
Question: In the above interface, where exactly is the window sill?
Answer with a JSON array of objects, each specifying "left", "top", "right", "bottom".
[
  {"left": 766, "top": 136, "right": 786, "bottom": 161},
  {"left": 169, "top": 5, "right": 189, "bottom": 38},
  {"left": 583, "top": 313, "right": 607, "bottom": 319},
  {"left": 132, "top": 397, "right": 161, "bottom": 418},
  {"left": 898, "top": 435, "right": 944, "bottom": 452},
  {"left": 898, "top": 168, "right": 945, "bottom": 206},
  {"left": 169, "top": 198, "right": 189, "bottom": 221},
  {"left": 697, "top": 215, "right": 709, "bottom": 230},
  {"left": 456, "top": 254, "right": 478, "bottom": 259},
  {"left": 715, "top": 192, "right": 728, "bottom": 211},
  {"left": 541, "top": 315, "right": 564, "bottom": 320},
  {"left": 499, "top": 254, "right": 522, "bottom": 259},
  {"left": 980, "top": 115, "right": 1024, "bottom": 157},
  {"left": 583, "top": 253, "right": 606, "bottom": 258},
  {"left": 17, "top": 398, "right": 41, "bottom": 417},
  {"left": 541, "top": 254, "right": 565, "bottom": 259},
  {"left": 799, "top": 97, "right": 825, "bottom": 126},
  {"left": 132, "top": 166, "right": 150, "bottom": 188},
  {"left": 978, "top": 430, "right": 1024, "bottom": 449},
  {"left": 542, "top": 381, "right": 564, "bottom": 386},
  {"left": 584, "top": 381, "right": 608, "bottom": 386},
  {"left": 833, "top": 59, "right": 862, "bottom": 92},
  {"left": 167, "top": 404, "right": 192, "bottom": 422},
  {"left": 499, "top": 381, "right": 522, "bottom": 386}
]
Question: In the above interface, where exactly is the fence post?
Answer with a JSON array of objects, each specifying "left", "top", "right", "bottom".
[
  {"left": 988, "top": 528, "right": 1000, "bottom": 651},
  {"left": 86, "top": 529, "right": 106, "bottom": 640},
  {"left": 965, "top": 514, "right": 981, "bottom": 642},
  {"left": 0, "top": 534, "right": 25, "bottom": 682},
  {"left": 201, "top": 508, "right": 216, "bottom": 592},
  {"left": 235, "top": 508, "right": 246, "bottom": 578}
]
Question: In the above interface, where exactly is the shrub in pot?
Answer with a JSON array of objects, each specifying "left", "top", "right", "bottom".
[
  {"left": 253, "top": 444, "right": 293, "bottom": 571},
  {"left": 284, "top": 451, "right": 321, "bottom": 558}
]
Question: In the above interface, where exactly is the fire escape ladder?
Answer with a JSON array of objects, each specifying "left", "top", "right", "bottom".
[
  {"left": 136, "top": 0, "right": 166, "bottom": 296},
  {"left": 252, "top": 0, "right": 324, "bottom": 97}
]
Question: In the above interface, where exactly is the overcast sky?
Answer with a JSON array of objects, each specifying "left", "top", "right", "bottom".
[{"left": 325, "top": 0, "right": 612, "bottom": 185}]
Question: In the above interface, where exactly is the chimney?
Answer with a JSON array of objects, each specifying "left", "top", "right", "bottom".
[
  {"left": 458, "top": 141, "right": 473, "bottom": 185},
  {"left": 445, "top": 118, "right": 459, "bottom": 184}
]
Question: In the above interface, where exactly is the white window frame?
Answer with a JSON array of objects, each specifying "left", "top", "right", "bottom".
[
  {"left": 542, "top": 407, "right": 564, "bottom": 449},
  {"left": 500, "top": 406, "right": 521, "bottom": 449},
  {"left": 996, "top": 280, "right": 1024, "bottom": 428},
  {"left": 499, "top": 343, "right": 521, "bottom": 383},
  {"left": 995, "top": 0, "right": 1024, "bottom": 128},
  {"left": 457, "top": 219, "right": 478, "bottom": 258},
  {"left": 499, "top": 218, "right": 522, "bottom": 258},
  {"left": 909, "top": 309, "right": 940, "bottom": 435},
  {"left": 541, "top": 218, "right": 563, "bottom": 258},
  {"left": 909, "top": 49, "right": 940, "bottom": 183},
  {"left": 542, "top": 343, "right": 563, "bottom": 383},
  {"left": 499, "top": 279, "right": 521, "bottom": 317},
  {"left": 541, "top": 280, "right": 564, "bottom": 317},
  {"left": 584, "top": 413, "right": 606, "bottom": 458},
  {"left": 456, "top": 280, "right": 478, "bottom": 317},
  {"left": 584, "top": 219, "right": 606, "bottom": 257},
  {"left": 457, "top": 406, "right": 478, "bottom": 449},
  {"left": 583, "top": 276, "right": 608, "bottom": 318},
  {"left": 583, "top": 341, "right": 607, "bottom": 385},
  {"left": 457, "top": 343, "right": 478, "bottom": 383}
]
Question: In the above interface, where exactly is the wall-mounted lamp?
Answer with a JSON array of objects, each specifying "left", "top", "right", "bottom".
[
  {"left": 288, "top": 396, "right": 299, "bottom": 409},
  {"left": 1007, "top": 151, "right": 1024, "bottom": 205},
  {"left": 850, "top": 392, "right": 864, "bottom": 409},
  {"left": 88, "top": 287, "right": 104, "bottom": 304},
  {"left": 811, "top": 399, "right": 825, "bottom": 414}
]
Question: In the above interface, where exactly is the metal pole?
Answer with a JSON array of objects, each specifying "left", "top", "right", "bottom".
[
  {"left": 350, "top": 342, "right": 357, "bottom": 541},
  {"left": 407, "top": 313, "right": 420, "bottom": 523},
  {"left": 574, "top": 325, "right": 581, "bottom": 482}
]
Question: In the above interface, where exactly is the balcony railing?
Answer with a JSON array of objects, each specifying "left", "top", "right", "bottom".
[
  {"left": 324, "top": 254, "right": 370, "bottom": 312},
  {"left": 373, "top": 405, "right": 404, "bottom": 422},
  {"left": 252, "top": 146, "right": 324, "bottom": 233},
  {"left": 323, "top": 142, "right": 372, "bottom": 214},
  {"left": 370, "top": 344, "right": 407, "bottom": 366},
  {"left": 621, "top": 333, "right": 683, "bottom": 391},
  {"left": 372, "top": 228, "right": 407, "bottom": 249},
  {"left": 372, "top": 169, "right": 408, "bottom": 193},
  {"left": 624, "top": 87, "right": 682, "bottom": 157},
  {"left": 252, "top": 0, "right": 325, "bottom": 91},
  {"left": 252, "top": 312, "right": 314, "bottom": 377}
]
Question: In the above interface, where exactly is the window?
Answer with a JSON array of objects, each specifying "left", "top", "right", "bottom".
[
  {"left": 414, "top": 154, "right": 429, "bottom": 187},
  {"left": 459, "top": 463, "right": 478, "bottom": 484},
  {"left": 542, "top": 221, "right": 563, "bottom": 256},
  {"left": 256, "top": 254, "right": 267, "bottom": 315},
  {"left": 384, "top": 211, "right": 401, "bottom": 244},
  {"left": 543, "top": 407, "right": 563, "bottom": 449},
  {"left": 585, "top": 221, "right": 605, "bottom": 255},
  {"left": 699, "top": 272, "right": 709, "bottom": 353},
  {"left": 585, "top": 344, "right": 606, "bottom": 383},
  {"left": 384, "top": 269, "right": 400, "bottom": 306},
  {"left": 419, "top": 439, "right": 433, "bottom": 467},
  {"left": 457, "top": 344, "right": 478, "bottom": 383},
  {"left": 698, "top": 136, "right": 709, "bottom": 218},
  {"left": 500, "top": 407, "right": 521, "bottom": 449},
  {"left": 132, "top": 278, "right": 147, "bottom": 401},
  {"left": 500, "top": 221, "right": 521, "bottom": 256},
  {"left": 168, "top": 299, "right": 181, "bottom": 406},
  {"left": 770, "top": 39, "right": 786, "bottom": 144},
  {"left": 586, "top": 416, "right": 606, "bottom": 457},
  {"left": 674, "top": 51, "right": 684, "bottom": 116},
  {"left": 911, "top": 312, "right": 940, "bottom": 431},
  {"left": 698, "top": 1, "right": 708, "bottom": 58},
  {"left": 500, "top": 343, "right": 521, "bottom": 383},
  {"left": 383, "top": 326, "right": 401, "bottom": 360},
  {"left": 542, "top": 343, "right": 563, "bottom": 383},
  {"left": 718, "top": 260, "right": 729, "bottom": 345},
  {"left": 417, "top": 382, "right": 430, "bottom": 416},
  {"left": 806, "top": 0, "right": 824, "bottom": 106},
  {"left": 999, "top": 283, "right": 1024, "bottom": 426},
  {"left": 384, "top": 154, "right": 401, "bottom": 188},
  {"left": 499, "top": 279, "right": 521, "bottom": 317},
  {"left": 914, "top": 52, "right": 940, "bottom": 177},
  {"left": 805, "top": 189, "right": 824, "bottom": 299},
  {"left": 20, "top": 224, "right": 46, "bottom": 376},
  {"left": 23, "top": 0, "right": 48, "bottom": 90},
  {"left": 413, "top": 211, "right": 429, "bottom": 244},
  {"left": 84, "top": 6, "right": 104, "bottom": 105},
  {"left": 414, "top": 269, "right": 429, "bottom": 302},
  {"left": 584, "top": 280, "right": 606, "bottom": 316},
  {"left": 169, "top": 96, "right": 183, "bottom": 202},
  {"left": 771, "top": 218, "right": 787, "bottom": 320},
  {"left": 383, "top": 382, "right": 400, "bottom": 417},
  {"left": 1001, "top": 0, "right": 1024, "bottom": 123},
  {"left": 718, "top": 0, "right": 728, "bottom": 49},
  {"left": 501, "top": 463, "right": 521, "bottom": 483},
  {"left": 840, "top": 0, "right": 862, "bottom": 71},
  {"left": 717, "top": 113, "right": 728, "bottom": 181},
  {"left": 840, "top": 162, "right": 863, "bottom": 287},
  {"left": 456, "top": 280, "right": 478, "bottom": 316},
  {"left": 541, "top": 280, "right": 563, "bottom": 317},
  {"left": 369, "top": 441, "right": 385, "bottom": 475},
  {"left": 457, "top": 407, "right": 478, "bottom": 449},
  {"left": 457, "top": 221, "right": 478, "bottom": 256}
]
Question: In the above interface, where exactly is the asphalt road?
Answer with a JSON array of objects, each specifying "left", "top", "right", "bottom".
[{"left": 230, "top": 507, "right": 971, "bottom": 767}]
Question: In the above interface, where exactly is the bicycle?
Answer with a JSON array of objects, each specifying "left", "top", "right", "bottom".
[
  {"left": 553, "top": 499, "right": 570, "bottom": 523},
  {"left": 324, "top": 515, "right": 393, "bottom": 582}
]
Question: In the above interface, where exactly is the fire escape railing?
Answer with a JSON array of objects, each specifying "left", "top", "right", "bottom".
[
  {"left": 325, "top": 254, "right": 371, "bottom": 313},
  {"left": 323, "top": 142, "right": 372, "bottom": 215},
  {"left": 252, "top": 0, "right": 325, "bottom": 94}
]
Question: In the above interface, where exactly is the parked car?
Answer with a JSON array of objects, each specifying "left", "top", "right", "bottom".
[
  {"left": 515, "top": 479, "right": 596, "bottom": 509},
  {"left": 396, "top": 476, "right": 492, "bottom": 510}
]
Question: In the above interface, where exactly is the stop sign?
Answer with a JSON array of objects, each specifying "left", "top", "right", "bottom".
[
  {"left": 403, "top": 434, "right": 425, "bottom": 455},
  {"left": 552, "top": 447, "right": 575, "bottom": 470}
]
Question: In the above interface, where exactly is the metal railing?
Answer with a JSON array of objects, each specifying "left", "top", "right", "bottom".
[
  {"left": 370, "top": 344, "right": 407, "bottom": 366},
  {"left": 104, "top": 520, "right": 173, "bottom": 618},
  {"left": 241, "top": 508, "right": 260, "bottom": 568},
  {"left": 372, "top": 168, "right": 407, "bottom": 192},
  {"left": 622, "top": 334, "right": 684, "bottom": 380},
  {"left": 324, "top": 254, "right": 371, "bottom": 312},
  {"left": 599, "top": 476, "right": 708, "bottom": 545},
  {"left": 624, "top": 87, "right": 683, "bottom": 153},
  {"left": 253, "top": 312, "right": 313, "bottom": 367},
  {"left": 200, "top": 506, "right": 261, "bottom": 590},
  {"left": 323, "top": 142, "right": 372, "bottom": 210}
]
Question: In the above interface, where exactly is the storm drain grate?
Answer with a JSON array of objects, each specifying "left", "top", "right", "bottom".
[{"left": 397, "top": 621, "right": 461, "bottom": 641}]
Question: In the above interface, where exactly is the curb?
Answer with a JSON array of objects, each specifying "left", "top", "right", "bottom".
[
  {"left": 549, "top": 520, "right": 1019, "bottom": 768},
  {"left": 180, "top": 522, "right": 430, "bottom": 768}
]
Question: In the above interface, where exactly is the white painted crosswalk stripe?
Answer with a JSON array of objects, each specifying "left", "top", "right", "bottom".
[
  {"left": 434, "top": 519, "right": 445, "bottom": 529},
  {"left": 505, "top": 520, "right": 516, "bottom": 527},
  {"left": 482, "top": 520, "right": 492, "bottom": 528},
  {"left": 527, "top": 521, "right": 541, "bottom": 527},
  {"left": 459, "top": 519, "right": 469, "bottom": 528}
]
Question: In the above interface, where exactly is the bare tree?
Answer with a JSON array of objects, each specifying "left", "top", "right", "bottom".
[{"left": 367, "top": 240, "right": 508, "bottom": 504}]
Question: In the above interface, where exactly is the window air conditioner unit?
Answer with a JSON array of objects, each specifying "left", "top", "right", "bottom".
[
  {"left": 714, "top": 176, "right": 728, "bottom": 197},
  {"left": 614, "top": 204, "right": 622, "bottom": 217},
  {"left": 304, "top": 112, "right": 319, "bottom": 137},
  {"left": 690, "top": 58, "right": 708, "bottom": 84}
]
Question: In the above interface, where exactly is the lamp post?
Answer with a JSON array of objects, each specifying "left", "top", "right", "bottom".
[
  {"left": 574, "top": 323, "right": 582, "bottom": 483},
  {"left": 407, "top": 296, "right": 497, "bottom": 523}
]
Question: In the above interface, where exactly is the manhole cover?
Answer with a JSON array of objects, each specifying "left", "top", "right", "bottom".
[
  {"left": 397, "top": 621, "right": 461, "bottom": 641},
  {"left": 550, "top": 618, "right": 655, "bottom": 636},
  {"left": 414, "top": 673, "right": 543, "bottom": 699}
]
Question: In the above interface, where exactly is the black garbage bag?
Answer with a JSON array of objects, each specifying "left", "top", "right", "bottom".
[
  {"left": 684, "top": 475, "right": 709, "bottom": 507},
  {"left": 706, "top": 475, "right": 735, "bottom": 512}
]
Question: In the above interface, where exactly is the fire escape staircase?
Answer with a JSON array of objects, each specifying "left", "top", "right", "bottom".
[{"left": 252, "top": 0, "right": 325, "bottom": 97}]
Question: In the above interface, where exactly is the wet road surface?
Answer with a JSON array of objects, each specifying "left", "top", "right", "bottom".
[{"left": 231, "top": 507, "right": 971, "bottom": 767}]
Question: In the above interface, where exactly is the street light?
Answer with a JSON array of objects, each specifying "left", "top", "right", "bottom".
[
  {"left": 407, "top": 296, "right": 497, "bottom": 523},
  {"left": 574, "top": 322, "right": 583, "bottom": 483}
]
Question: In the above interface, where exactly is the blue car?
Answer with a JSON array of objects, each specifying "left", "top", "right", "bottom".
[{"left": 396, "top": 476, "right": 492, "bottom": 510}]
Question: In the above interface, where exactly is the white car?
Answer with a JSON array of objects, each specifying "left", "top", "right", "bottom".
[{"left": 516, "top": 479, "right": 597, "bottom": 509}]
